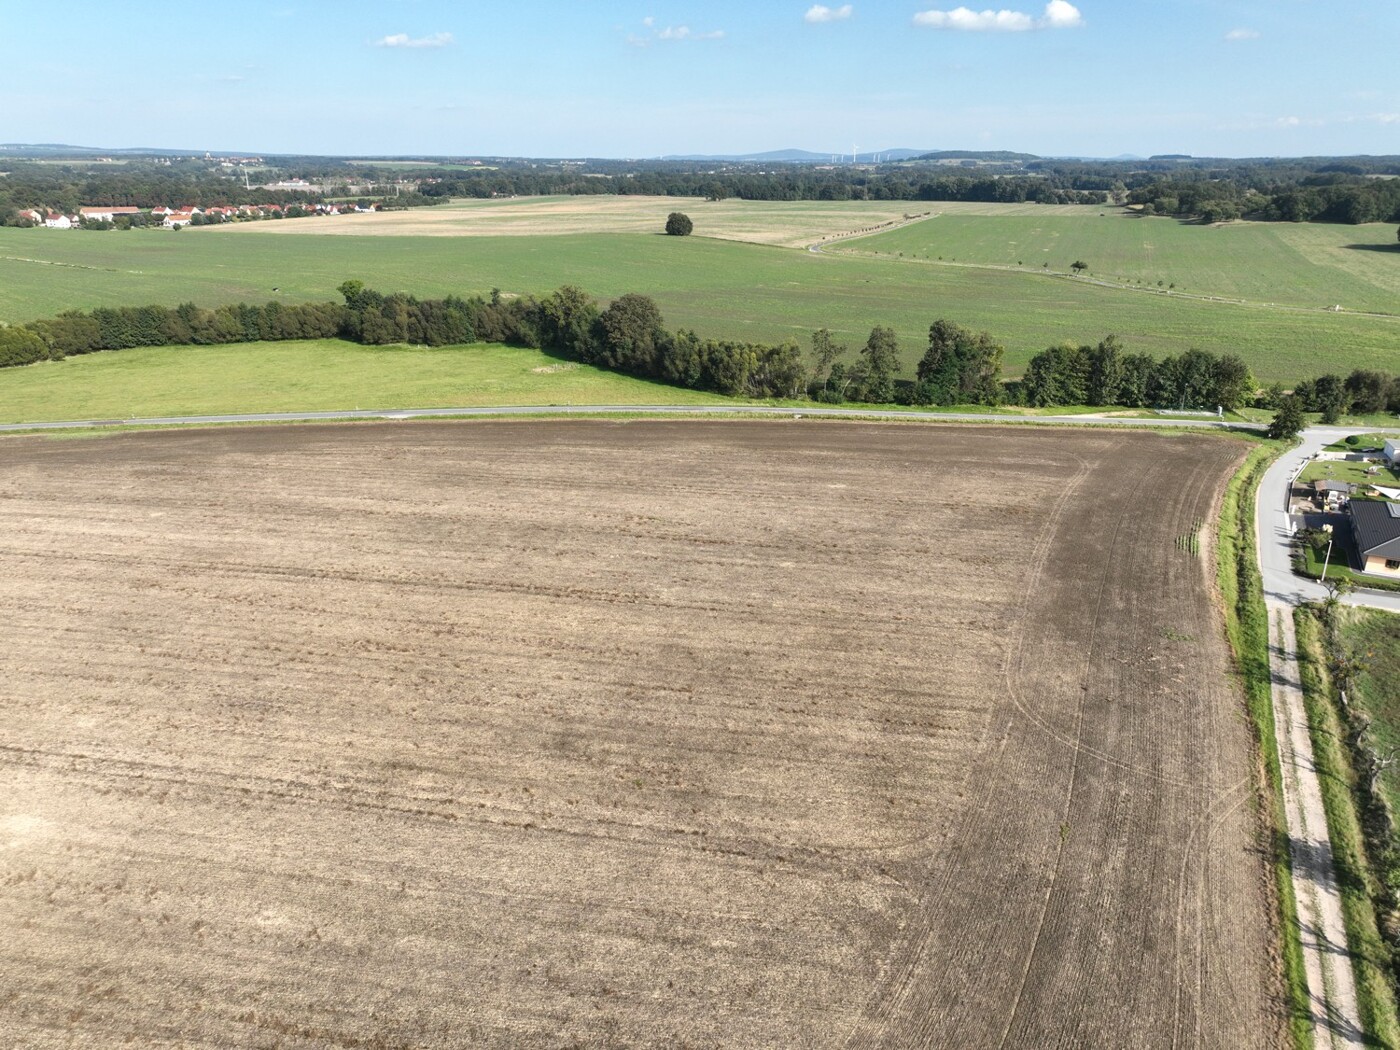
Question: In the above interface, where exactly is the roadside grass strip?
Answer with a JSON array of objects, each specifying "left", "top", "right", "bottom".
[{"left": 1222, "top": 442, "right": 1314, "bottom": 1047}]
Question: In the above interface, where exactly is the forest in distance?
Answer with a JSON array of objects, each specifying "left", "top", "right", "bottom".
[{"left": 5, "top": 150, "right": 1400, "bottom": 227}]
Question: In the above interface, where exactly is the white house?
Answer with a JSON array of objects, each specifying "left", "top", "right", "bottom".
[
  {"left": 44, "top": 213, "right": 74, "bottom": 229},
  {"left": 78, "top": 206, "right": 142, "bottom": 222},
  {"left": 1385, "top": 439, "right": 1399, "bottom": 467}
]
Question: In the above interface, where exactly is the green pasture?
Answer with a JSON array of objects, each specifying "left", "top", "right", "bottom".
[
  {"left": 1342, "top": 609, "right": 1400, "bottom": 814},
  {"left": 1, "top": 218, "right": 1398, "bottom": 381},
  {"left": 0, "top": 340, "right": 728, "bottom": 424},
  {"left": 851, "top": 208, "right": 1400, "bottom": 314}
]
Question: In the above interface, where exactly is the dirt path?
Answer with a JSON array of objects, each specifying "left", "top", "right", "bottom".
[{"left": 1266, "top": 601, "right": 1364, "bottom": 1048}]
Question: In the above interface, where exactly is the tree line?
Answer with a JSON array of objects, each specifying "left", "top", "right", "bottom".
[
  {"left": 416, "top": 169, "right": 1111, "bottom": 205},
  {"left": 8, "top": 283, "right": 1400, "bottom": 424},
  {"left": 1290, "top": 369, "right": 1400, "bottom": 422},
  {"left": 0, "top": 283, "right": 1006, "bottom": 405},
  {"left": 1128, "top": 170, "right": 1400, "bottom": 225},
  {"left": 1015, "top": 340, "right": 1255, "bottom": 410}
]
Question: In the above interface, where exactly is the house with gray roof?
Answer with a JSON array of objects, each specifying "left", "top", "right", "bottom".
[
  {"left": 1349, "top": 500, "right": 1400, "bottom": 579},
  {"left": 1312, "top": 479, "right": 1354, "bottom": 507}
]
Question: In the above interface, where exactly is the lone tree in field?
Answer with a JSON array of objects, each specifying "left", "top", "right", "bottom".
[
  {"left": 665, "top": 212, "right": 694, "bottom": 237},
  {"left": 1071, "top": 260, "right": 1089, "bottom": 275}
]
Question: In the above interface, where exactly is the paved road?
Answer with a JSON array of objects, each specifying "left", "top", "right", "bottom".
[{"left": 0, "top": 403, "right": 1264, "bottom": 434}]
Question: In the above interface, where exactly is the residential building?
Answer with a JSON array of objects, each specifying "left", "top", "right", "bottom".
[{"left": 1349, "top": 500, "right": 1400, "bottom": 578}]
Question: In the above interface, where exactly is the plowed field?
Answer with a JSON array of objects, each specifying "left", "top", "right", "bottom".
[{"left": 0, "top": 421, "right": 1281, "bottom": 1048}]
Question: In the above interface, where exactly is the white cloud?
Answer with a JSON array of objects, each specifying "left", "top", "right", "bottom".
[
  {"left": 1224, "top": 28, "right": 1259, "bottom": 42},
  {"left": 913, "top": 1, "right": 1081, "bottom": 31},
  {"left": 1040, "top": 0, "right": 1083, "bottom": 28},
  {"left": 628, "top": 18, "right": 724, "bottom": 47},
  {"left": 658, "top": 25, "right": 725, "bottom": 40},
  {"left": 374, "top": 32, "right": 454, "bottom": 49},
  {"left": 806, "top": 4, "right": 854, "bottom": 23}
]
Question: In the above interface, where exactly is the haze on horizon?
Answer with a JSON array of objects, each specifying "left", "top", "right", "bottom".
[{"left": 3, "top": 0, "right": 1396, "bottom": 159}]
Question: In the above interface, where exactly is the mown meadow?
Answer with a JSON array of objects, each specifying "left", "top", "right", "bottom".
[{"left": 0, "top": 341, "right": 728, "bottom": 424}]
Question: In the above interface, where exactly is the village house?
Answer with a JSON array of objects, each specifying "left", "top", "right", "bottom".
[
  {"left": 1349, "top": 500, "right": 1400, "bottom": 579},
  {"left": 78, "top": 206, "right": 143, "bottom": 222},
  {"left": 44, "top": 212, "right": 76, "bottom": 229}
]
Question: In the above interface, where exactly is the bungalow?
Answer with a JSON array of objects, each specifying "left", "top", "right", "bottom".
[
  {"left": 1349, "top": 500, "right": 1400, "bottom": 579},
  {"left": 164, "top": 211, "right": 195, "bottom": 228}
]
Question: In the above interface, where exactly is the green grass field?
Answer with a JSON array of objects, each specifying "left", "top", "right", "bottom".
[
  {"left": 850, "top": 208, "right": 1400, "bottom": 314},
  {"left": 2, "top": 210, "right": 1398, "bottom": 382},
  {"left": 0, "top": 341, "right": 729, "bottom": 424},
  {"left": 1342, "top": 608, "right": 1400, "bottom": 813}
]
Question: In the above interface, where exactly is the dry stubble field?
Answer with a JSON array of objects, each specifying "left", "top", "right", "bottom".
[
  {"left": 205, "top": 194, "right": 923, "bottom": 247},
  {"left": 0, "top": 421, "right": 1281, "bottom": 1048}
]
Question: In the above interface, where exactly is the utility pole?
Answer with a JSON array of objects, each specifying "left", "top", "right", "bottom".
[{"left": 1321, "top": 525, "right": 1334, "bottom": 580}]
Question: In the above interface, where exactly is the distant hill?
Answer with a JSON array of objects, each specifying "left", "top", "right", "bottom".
[
  {"left": 0, "top": 143, "right": 247, "bottom": 158},
  {"left": 913, "top": 150, "right": 1040, "bottom": 163},
  {"left": 658, "top": 148, "right": 932, "bottom": 164}
]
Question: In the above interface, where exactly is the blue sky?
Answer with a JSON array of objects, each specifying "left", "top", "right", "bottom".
[{"left": 3, "top": 0, "right": 1397, "bottom": 157}]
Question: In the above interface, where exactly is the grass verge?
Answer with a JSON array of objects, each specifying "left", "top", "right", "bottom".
[
  {"left": 1219, "top": 440, "right": 1314, "bottom": 1047},
  {"left": 1295, "top": 606, "right": 1400, "bottom": 1049}
]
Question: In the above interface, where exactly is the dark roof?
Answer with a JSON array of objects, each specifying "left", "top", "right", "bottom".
[
  {"left": 1350, "top": 500, "right": 1400, "bottom": 560},
  {"left": 1314, "top": 480, "right": 1353, "bottom": 493}
]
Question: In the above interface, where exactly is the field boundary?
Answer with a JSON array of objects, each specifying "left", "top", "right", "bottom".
[
  {"left": 0, "top": 402, "right": 1268, "bottom": 435},
  {"left": 1220, "top": 442, "right": 1316, "bottom": 1047},
  {"left": 1295, "top": 606, "right": 1400, "bottom": 1049}
]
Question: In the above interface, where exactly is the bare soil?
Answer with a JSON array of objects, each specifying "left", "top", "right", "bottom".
[{"left": 0, "top": 421, "right": 1282, "bottom": 1048}]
